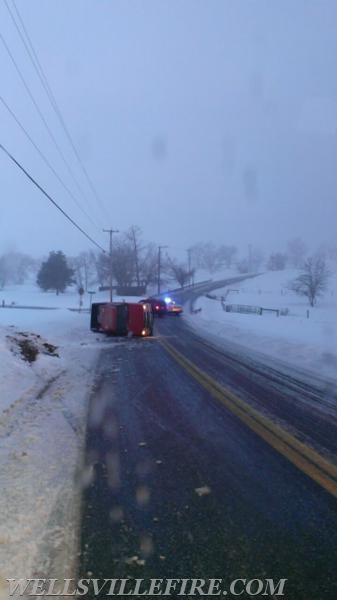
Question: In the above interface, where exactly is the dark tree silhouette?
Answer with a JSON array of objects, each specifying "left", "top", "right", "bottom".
[
  {"left": 37, "top": 251, "right": 74, "bottom": 295},
  {"left": 288, "top": 255, "right": 330, "bottom": 307}
]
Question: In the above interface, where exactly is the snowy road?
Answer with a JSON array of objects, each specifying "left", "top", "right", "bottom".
[{"left": 80, "top": 317, "right": 337, "bottom": 600}]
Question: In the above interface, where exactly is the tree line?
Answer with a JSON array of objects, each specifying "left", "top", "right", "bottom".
[{"left": 0, "top": 231, "right": 336, "bottom": 306}]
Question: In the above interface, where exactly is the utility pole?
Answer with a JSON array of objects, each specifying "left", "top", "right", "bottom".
[
  {"left": 157, "top": 245, "right": 168, "bottom": 295},
  {"left": 103, "top": 228, "right": 119, "bottom": 302}
]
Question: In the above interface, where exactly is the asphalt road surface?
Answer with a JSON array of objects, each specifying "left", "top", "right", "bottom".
[{"left": 80, "top": 315, "right": 337, "bottom": 599}]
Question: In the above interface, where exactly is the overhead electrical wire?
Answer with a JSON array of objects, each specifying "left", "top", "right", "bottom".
[
  {"left": 0, "top": 95, "right": 100, "bottom": 230},
  {"left": 6, "top": 0, "right": 48, "bottom": 95},
  {"left": 4, "top": 0, "right": 111, "bottom": 221},
  {"left": 0, "top": 141, "right": 106, "bottom": 252},
  {"left": 0, "top": 28, "right": 98, "bottom": 221}
]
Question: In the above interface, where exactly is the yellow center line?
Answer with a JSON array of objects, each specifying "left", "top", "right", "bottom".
[{"left": 160, "top": 337, "right": 337, "bottom": 500}]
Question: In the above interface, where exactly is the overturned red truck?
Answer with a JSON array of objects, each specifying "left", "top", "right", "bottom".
[{"left": 90, "top": 301, "right": 154, "bottom": 337}]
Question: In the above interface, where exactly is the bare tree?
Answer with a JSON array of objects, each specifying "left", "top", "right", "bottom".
[
  {"left": 125, "top": 225, "right": 143, "bottom": 286},
  {"left": 91, "top": 228, "right": 159, "bottom": 291},
  {"left": 93, "top": 252, "right": 109, "bottom": 288},
  {"left": 166, "top": 258, "right": 192, "bottom": 288},
  {"left": 71, "top": 251, "right": 97, "bottom": 290},
  {"left": 111, "top": 240, "right": 135, "bottom": 287},
  {"left": 139, "top": 243, "right": 158, "bottom": 286},
  {"left": 190, "top": 242, "right": 224, "bottom": 274},
  {"left": 92, "top": 238, "right": 136, "bottom": 289},
  {"left": 288, "top": 255, "right": 330, "bottom": 306}
]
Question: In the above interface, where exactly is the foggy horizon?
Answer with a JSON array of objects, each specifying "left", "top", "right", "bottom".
[{"left": 1, "top": 1, "right": 337, "bottom": 259}]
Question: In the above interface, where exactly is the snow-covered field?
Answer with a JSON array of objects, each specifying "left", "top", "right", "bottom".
[
  {"left": 0, "top": 286, "right": 119, "bottom": 599},
  {"left": 186, "top": 269, "right": 337, "bottom": 381},
  {"left": 1, "top": 272, "right": 337, "bottom": 596}
]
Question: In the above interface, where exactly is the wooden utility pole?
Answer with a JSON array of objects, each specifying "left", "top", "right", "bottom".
[{"left": 103, "top": 228, "right": 119, "bottom": 302}]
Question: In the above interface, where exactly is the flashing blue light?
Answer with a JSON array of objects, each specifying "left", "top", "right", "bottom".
[{"left": 164, "top": 296, "right": 172, "bottom": 304}]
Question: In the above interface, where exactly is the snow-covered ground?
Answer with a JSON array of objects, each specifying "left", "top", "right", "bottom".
[
  {"left": 186, "top": 269, "right": 337, "bottom": 381},
  {"left": 0, "top": 285, "right": 123, "bottom": 599},
  {"left": 1, "top": 273, "right": 336, "bottom": 597}
]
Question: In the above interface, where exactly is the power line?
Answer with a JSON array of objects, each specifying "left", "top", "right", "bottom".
[
  {"left": 5, "top": 0, "right": 111, "bottom": 221},
  {"left": 4, "top": 0, "right": 45, "bottom": 87},
  {"left": 0, "top": 28, "right": 96, "bottom": 219},
  {"left": 0, "top": 141, "right": 106, "bottom": 252},
  {"left": 0, "top": 95, "right": 100, "bottom": 230}
]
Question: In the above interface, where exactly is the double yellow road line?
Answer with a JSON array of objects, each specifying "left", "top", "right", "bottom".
[{"left": 160, "top": 338, "right": 337, "bottom": 500}]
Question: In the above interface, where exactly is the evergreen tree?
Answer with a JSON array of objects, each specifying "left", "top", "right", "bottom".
[{"left": 37, "top": 251, "right": 74, "bottom": 294}]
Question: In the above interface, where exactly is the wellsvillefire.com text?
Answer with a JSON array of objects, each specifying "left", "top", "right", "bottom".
[{"left": 8, "top": 577, "right": 287, "bottom": 596}]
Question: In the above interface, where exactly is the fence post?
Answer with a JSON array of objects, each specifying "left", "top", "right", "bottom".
[{"left": 306, "top": 309, "right": 310, "bottom": 319}]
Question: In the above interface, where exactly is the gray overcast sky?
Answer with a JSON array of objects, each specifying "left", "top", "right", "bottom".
[{"left": 1, "top": 0, "right": 337, "bottom": 258}]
